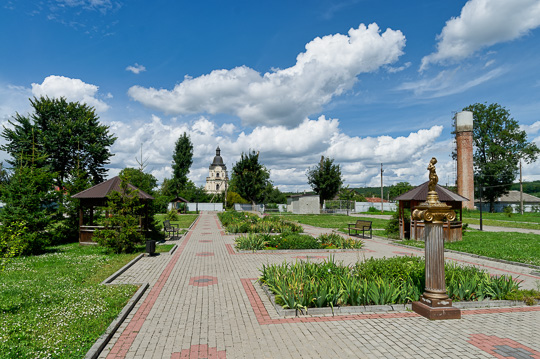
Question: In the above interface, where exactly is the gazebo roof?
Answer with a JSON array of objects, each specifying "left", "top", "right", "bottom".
[
  {"left": 72, "top": 176, "right": 154, "bottom": 200},
  {"left": 395, "top": 181, "right": 469, "bottom": 202},
  {"left": 170, "top": 196, "right": 189, "bottom": 203}
]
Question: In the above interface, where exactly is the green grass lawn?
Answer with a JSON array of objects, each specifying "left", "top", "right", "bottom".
[
  {"left": 154, "top": 213, "right": 199, "bottom": 230},
  {"left": 460, "top": 210, "right": 540, "bottom": 230},
  {"left": 277, "top": 214, "right": 389, "bottom": 233},
  {"left": 400, "top": 230, "right": 540, "bottom": 266},
  {"left": 0, "top": 243, "right": 144, "bottom": 358},
  {"left": 462, "top": 210, "right": 540, "bottom": 223}
]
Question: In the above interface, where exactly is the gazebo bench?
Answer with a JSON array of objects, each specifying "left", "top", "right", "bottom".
[
  {"left": 348, "top": 220, "right": 372, "bottom": 238},
  {"left": 163, "top": 220, "right": 180, "bottom": 239}
]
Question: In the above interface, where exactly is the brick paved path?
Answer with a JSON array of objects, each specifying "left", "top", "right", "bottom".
[{"left": 100, "top": 213, "right": 540, "bottom": 359}]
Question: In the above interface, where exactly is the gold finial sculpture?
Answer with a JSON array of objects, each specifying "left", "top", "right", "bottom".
[
  {"left": 427, "top": 157, "right": 438, "bottom": 192},
  {"left": 412, "top": 157, "right": 456, "bottom": 223}
]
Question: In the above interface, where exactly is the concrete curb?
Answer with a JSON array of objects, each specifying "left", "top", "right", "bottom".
[
  {"left": 84, "top": 283, "right": 149, "bottom": 359},
  {"left": 259, "top": 281, "right": 537, "bottom": 317},
  {"left": 101, "top": 253, "right": 144, "bottom": 285},
  {"left": 169, "top": 243, "right": 179, "bottom": 255}
]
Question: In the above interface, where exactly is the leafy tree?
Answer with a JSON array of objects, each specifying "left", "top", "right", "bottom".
[
  {"left": 230, "top": 150, "right": 271, "bottom": 205},
  {"left": 306, "top": 156, "right": 343, "bottom": 208},
  {"left": 226, "top": 191, "right": 249, "bottom": 208},
  {"left": 462, "top": 103, "right": 539, "bottom": 212},
  {"left": 93, "top": 174, "right": 144, "bottom": 253},
  {"left": 261, "top": 184, "right": 287, "bottom": 204},
  {"left": 0, "top": 154, "right": 56, "bottom": 254},
  {"left": 120, "top": 168, "right": 158, "bottom": 196},
  {"left": 168, "top": 132, "right": 193, "bottom": 196},
  {"left": 1, "top": 96, "right": 116, "bottom": 242},
  {"left": 1, "top": 96, "right": 116, "bottom": 187},
  {"left": 389, "top": 182, "right": 414, "bottom": 200}
]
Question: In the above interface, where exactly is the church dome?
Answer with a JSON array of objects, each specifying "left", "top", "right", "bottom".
[{"left": 211, "top": 146, "right": 224, "bottom": 166}]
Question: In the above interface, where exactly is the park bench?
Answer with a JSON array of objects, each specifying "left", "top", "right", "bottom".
[
  {"left": 348, "top": 220, "right": 372, "bottom": 238},
  {"left": 163, "top": 220, "right": 180, "bottom": 239}
]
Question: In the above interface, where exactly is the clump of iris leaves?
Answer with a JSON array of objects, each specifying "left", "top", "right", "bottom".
[
  {"left": 235, "top": 232, "right": 363, "bottom": 251},
  {"left": 218, "top": 211, "right": 303, "bottom": 234},
  {"left": 259, "top": 256, "right": 522, "bottom": 311}
]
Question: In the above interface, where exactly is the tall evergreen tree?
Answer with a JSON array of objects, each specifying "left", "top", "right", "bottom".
[
  {"left": 462, "top": 103, "right": 539, "bottom": 212},
  {"left": 306, "top": 156, "right": 343, "bottom": 208},
  {"left": 169, "top": 132, "right": 193, "bottom": 196},
  {"left": 230, "top": 150, "right": 271, "bottom": 205},
  {"left": 0, "top": 147, "right": 55, "bottom": 254}
]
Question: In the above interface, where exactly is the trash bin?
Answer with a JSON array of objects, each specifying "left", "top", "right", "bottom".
[{"left": 146, "top": 240, "right": 156, "bottom": 255}]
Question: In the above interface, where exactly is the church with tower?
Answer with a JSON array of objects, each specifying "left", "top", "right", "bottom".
[{"left": 204, "top": 146, "right": 228, "bottom": 195}]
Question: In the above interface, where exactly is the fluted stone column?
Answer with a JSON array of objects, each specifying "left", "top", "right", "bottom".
[{"left": 411, "top": 157, "right": 461, "bottom": 320}]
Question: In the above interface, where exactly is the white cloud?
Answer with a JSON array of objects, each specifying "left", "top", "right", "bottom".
[
  {"left": 104, "top": 114, "right": 449, "bottom": 192},
  {"left": 128, "top": 23, "right": 406, "bottom": 127},
  {"left": 421, "top": 0, "right": 540, "bottom": 70},
  {"left": 397, "top": 66, "right": 506, "bottom": 98},
  {"left": 126, "top": 63, "right": 146, "bottom": 74},
  {"left": 31, "top": 75, "right": 110, "bottom": 112},
  {"left": 386, "top": 62, "right": 411, "bottom": 73},
  {"left": 521, "top": 121, "right": 540, "bottom": 135}
]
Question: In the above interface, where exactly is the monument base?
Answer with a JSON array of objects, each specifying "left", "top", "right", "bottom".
[{"left": 412, "top": 300, "right": 461, "bottom": 320}]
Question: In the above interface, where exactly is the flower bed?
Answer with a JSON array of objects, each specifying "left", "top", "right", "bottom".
[
  {"left": 259, "top": 256, "right": 520, "bottom": 310},
  {"left": 218, "top": 211, "right": 303, "bottom": 233},
  {"left": 235, "top": 232, "right": 363, "bottom": 251}
]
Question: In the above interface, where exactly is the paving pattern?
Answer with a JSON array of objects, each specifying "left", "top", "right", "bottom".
[{"left": 99, "top": 213, "right": 540, "bottom": 359}]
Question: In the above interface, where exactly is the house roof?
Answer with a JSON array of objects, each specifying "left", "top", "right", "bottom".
[
  {"left": 395, "top": 181, "right": 469, "bottom": 202},
  {"left": 484, "top": 190, "right": 540, "bottom": 204},
  {"left": 72, "top": 176, "right": 154, "bottom": 200}
]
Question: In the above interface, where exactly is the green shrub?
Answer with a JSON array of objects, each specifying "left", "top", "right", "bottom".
[
  {"left": 165, "top": 209, "right": 179, "bottom": 221},
  {"left": 0, "top": 221, "right": 27, "bottom": 271},
  {"left": 367, "top": 206, "right": 379, "bottom": 213}
]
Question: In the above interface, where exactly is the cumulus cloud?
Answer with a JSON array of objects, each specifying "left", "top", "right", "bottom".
[
  {"left": 126, "top": 63, "right": 146, "bottom": 74},
  {"left": 104, "top": 114, "right": 446, "bottom": 192},
  {"left": 421, "top": 0, "right": 540, "bottom": 70},
  {"left": 128, "top": 23, "right": 406, "bottom": 127},
  {"left": 31, "top": 75, "right": 110, "bottom": 112}
]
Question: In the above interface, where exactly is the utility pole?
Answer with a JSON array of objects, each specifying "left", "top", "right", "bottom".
[
  {"left": 380, "top": 163, "right": 384, "bottom": 214},
  {"left": 520, "top": 160, "right": 524, "bottom": 215}
]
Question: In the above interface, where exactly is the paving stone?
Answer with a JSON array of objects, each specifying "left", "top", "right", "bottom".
[{"left": 97, "top": 212, "right": 540, "bottom": 359}]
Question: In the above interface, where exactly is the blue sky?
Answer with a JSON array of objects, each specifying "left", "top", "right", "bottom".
[{"left": 1, "top": 0, "right": 540, "bottom": 191}]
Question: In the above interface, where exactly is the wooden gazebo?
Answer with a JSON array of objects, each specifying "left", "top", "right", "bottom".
[
  {"left": 170, "top": 196, "right": 189, "bottom": 214},
  {"left": 72, "top": 176, "right": 154, "bottom": 245},
  {"left": 395, "top": 182, "right": 468, "bottom": 242}
]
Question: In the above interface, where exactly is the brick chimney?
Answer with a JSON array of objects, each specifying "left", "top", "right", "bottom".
[{"left": 455, "top": 111, "right": 475, "bottom": 209}]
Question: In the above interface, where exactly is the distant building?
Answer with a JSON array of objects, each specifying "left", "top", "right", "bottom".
[
  {"left": 475, "top": 191, "right": 540, "bottom": 213},
  {"left": 204, "top": 146, "right": 228, "bottom": 195},
  {"left": 287, "top": 194, "right": 320, "bottom": 214}
]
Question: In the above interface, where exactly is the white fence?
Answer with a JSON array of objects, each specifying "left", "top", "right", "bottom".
[
  {"left": 355, "top": 202, "right": 397, "bottom": 213},
  {"left": 187, "top": 203, "right": 224, "bottom": 212}
]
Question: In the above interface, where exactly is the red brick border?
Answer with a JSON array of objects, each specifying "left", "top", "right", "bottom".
[
  {"left": 467, "top": 334, "right": 540, "bottom": 358},
  {"left": 241, "top": 278, "right": 540, "bottom": 326},
  {"left": 170, "top": 344, "right": 226, "bottom": 358},
  {"left": 106, "top": 216, "right": 200, "bottom": 359},
  {"left": 195, "top": 252, "right": 215, "bottom": 257}
]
